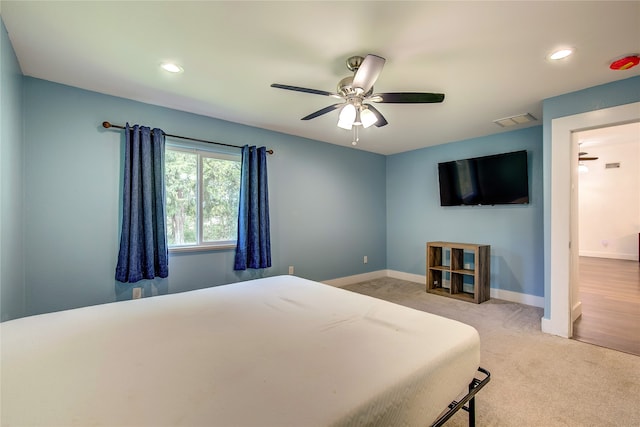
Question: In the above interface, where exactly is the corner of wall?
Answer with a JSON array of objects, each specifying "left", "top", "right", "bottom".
[{"left": 0, "top": 16, "right": 27, "bottom": 321}]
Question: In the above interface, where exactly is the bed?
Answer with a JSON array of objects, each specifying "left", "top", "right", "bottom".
[{"left": 1, "top": 275, "right": 488, "bottom": 426}]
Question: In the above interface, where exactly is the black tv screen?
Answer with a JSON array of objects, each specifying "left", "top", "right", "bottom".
[{"left": 438, "top": 150, "right": 529, "bottom": 206}]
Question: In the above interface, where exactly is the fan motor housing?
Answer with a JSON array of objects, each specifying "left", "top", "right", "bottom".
[
  {"left": 338, "top": 77, "right": 356, "bottom": 97},
  {"left": 346, "top": 56, "right": 364, "bottom": 72},
  {"left": 337, "top": 76, "right": 373, "bottom": 98}
]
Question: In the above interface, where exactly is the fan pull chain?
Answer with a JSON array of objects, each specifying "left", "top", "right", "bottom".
[{"left": 352, "top": 126, "right": 359, "bottom": 146}]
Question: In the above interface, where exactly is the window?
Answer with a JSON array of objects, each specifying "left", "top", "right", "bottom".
[{"left": 165, "top": 145, "right": 241, "bottom": 250}]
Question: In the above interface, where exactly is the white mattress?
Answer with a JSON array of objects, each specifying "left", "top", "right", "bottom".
[{"left": 1, "top": 275, "right": 480, "bottom": 427}]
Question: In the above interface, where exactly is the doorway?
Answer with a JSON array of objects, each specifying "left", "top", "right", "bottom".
[
  {"left": 546, "top": 101, "right": 640, "bottom": 338},
  {"left": 571, "top": 123, "right": 640, "bottom": 355}
]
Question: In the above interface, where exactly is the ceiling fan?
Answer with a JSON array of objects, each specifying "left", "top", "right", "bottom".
[
  {"left": 271, "top": 54, "right": 445, "bottom": 144},
  {"left": 578, "top": 151, "right": 598, "bottom": 172}
]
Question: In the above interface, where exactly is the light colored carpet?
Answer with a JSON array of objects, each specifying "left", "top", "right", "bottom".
[{"left": 342, "top": 277, "right": 640, "bottom": 427}]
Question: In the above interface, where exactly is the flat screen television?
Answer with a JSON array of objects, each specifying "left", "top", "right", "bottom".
[{"left": 438, "top": 150, "right": 529, "bottom": 206}]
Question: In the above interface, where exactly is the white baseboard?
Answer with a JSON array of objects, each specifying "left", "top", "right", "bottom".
[
  {"left": 579, "top": 251, "right": 638, "bottom": 261},
  {"left": 324, "top": 269, "right": 544, "bottom": 308},
  {"left": 490, "top": 288, "right": 544, "bottom": 308},
  {"left": 572, "top": 300, "right": 582, "bottom": 322},
  {"left": 322, "top": 270, "right": 388, "bottom": 287},
  {"left": 541, "top": 316, "right": 570, "bottom": 338},
  {"left": 386, "top": 270, "right": 425, "bottom": 284}
]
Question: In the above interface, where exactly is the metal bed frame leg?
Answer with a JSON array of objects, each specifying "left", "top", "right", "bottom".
[
  {"left": 430, "top": 367, "right": 490, "bottom": 427},
  {"left": 468, "top": 382, "right": 476, "bottom": 427}
]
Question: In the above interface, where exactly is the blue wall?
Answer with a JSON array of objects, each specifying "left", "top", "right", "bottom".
[
  {"left": 387, "top": 126, "right": 544, "bottom": 297},
  {"left": 20, "top": 78, "right": 387, "bottom": 317},
  {"left": 0, "top": 18, "right": 26, "bottom": 321},
  {"left": 3, "top": 19, "right": 638, "bottom": 320}
]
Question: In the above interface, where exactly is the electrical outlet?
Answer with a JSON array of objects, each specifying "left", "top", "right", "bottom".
[
  {"left": 288, "top": 266, "right": 294, "bottom": 275},
  {"left": 132, "top": 287, "right": 142, "bottom": 299},
  {"left": 363, "top": 255, "right": 368, "bottom": 264}
]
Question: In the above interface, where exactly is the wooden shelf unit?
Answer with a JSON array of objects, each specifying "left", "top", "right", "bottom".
[{"left": 426, "top": 242, "right": 490, "bottom": 304}]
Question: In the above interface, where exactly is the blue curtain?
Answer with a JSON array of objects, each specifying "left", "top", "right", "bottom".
[
  {"left": 234, "top": 145, "right": 271, "bottom": 270},
  {"left": 115, "top": 124, "right": 169, "bottom": 283}
]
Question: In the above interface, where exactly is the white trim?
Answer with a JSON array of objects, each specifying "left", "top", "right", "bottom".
[
  {"left": 548, "top": 101, "right": 640, "bottom": 338},
  {"left": 387, "top": 270, "right": 425, "bottom": 284},
  {"left": 572, "top": 300, "right": 583, "bottom": 322},
  {"left": 322, "top": 270, "right": 388, "bottom": 287},
  {"left": 166, "top": 140, "right": 241, "bottom": 158},
  {"left": 540, "top": 317, "right": 568, "bottom": 338},
  {"left": 324, "top": 269, "right": 544, "bottom": 308},
  {"left": 490, "top": 288, "right": 544, "bottom": 308},
  {"left": 579, "top": 251, "right": 638, "bottom": 261},
  {"left": 169, "top": 243, "right": 235, "bottom": 253}
]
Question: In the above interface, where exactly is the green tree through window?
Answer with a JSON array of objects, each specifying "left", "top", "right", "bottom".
[{"left": 165, "top": 146, "right": 241, "bottom": 248}]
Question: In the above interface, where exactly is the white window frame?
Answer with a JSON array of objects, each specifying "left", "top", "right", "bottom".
[{"left": 165, "top": 142, "right": 241, "bottom": 252}]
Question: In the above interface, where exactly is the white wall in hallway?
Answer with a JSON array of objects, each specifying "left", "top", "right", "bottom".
[{"left": 578, "top": 122, "right": 640, "bottom": 261}]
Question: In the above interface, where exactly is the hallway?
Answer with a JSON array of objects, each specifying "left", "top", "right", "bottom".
[{"left": 573, "top": 257, "right": 640, "bottom": 356}]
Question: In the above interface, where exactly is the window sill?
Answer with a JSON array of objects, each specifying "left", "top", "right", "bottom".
[{"left": 169, "top": 243, "right": 236, "bottom": 253}]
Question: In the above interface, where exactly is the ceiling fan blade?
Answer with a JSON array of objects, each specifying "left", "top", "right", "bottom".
[
  {"left": 578, "top": 152, "right": 599, "bottom": 161},
  {"left": 372, "top": 92, "right": 445, "bottom": 103},
  {"left": 301, "top": 103, "right": 344, "bottom": 120},
  {"left": 352, "top": 54, "right": 385, "bottom": 94},
  {"left": 271, "top": 83, "right": 337, "bottom": 97},
  {"left": 365, "top": 104, "right": 388, "bottom": 127}
]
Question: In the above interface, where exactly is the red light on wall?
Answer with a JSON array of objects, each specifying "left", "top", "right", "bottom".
[{"left": 609, "top": 55, "right": 640, "bottom": 70}]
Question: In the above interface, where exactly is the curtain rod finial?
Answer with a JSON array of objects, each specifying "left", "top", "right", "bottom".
[{"left": 102, "top": 121, "right": 112, "bottom": 129}]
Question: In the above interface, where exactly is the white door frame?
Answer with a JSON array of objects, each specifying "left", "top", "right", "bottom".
[
  {"left": 545, "top": 101, "right": 640, "bottom": 338},
  {"left": 569, "top": 131, "right": 582, "bottom": 329}
]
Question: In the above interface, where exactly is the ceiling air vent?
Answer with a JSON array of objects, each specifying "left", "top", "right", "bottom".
[{"left": 493, "top": 113, "right": 537, "bottom": 128}]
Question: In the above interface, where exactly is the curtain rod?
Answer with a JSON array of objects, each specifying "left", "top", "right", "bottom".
[{"left": 102, "top": 121, "right": 274, "bottom": 155}]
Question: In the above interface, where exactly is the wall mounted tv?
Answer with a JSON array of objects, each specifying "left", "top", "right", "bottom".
[{"left": 438, "top": 150, "right": 529, "bottom": 206}]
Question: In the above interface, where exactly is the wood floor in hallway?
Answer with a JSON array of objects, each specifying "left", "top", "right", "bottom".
[{"left": 572, "top": 256, "right": 640, "bottom": 356}]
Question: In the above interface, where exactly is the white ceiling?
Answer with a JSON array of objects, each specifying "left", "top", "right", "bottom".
[
  {"left": 576, "top": 121, "right": 640, "bottom": 150},
  {"left": 2, "top": 1, "right": 639, "bottom": 155}
]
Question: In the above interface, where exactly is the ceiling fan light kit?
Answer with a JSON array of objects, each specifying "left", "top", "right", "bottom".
[
  {"left": 271, "top": 54, "right": 445, "bottom": 145},
  {"left": 359, "top": 107, "right": 377, "bottom": 128},
  {"left": 338, "top": 104, "right": 356, "bottom": 129}
]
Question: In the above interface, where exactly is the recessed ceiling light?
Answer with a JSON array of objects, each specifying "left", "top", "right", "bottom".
[
  {"left": 160, "top": 62, "right": 183, "bottom": 73},
  {"left": 548, "top": 48, "right": 574, "bottom": 60}
]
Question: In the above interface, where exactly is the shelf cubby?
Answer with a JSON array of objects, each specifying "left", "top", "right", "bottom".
[{"left": 426, "top": 242, "right": 490, "bottom": 304}]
